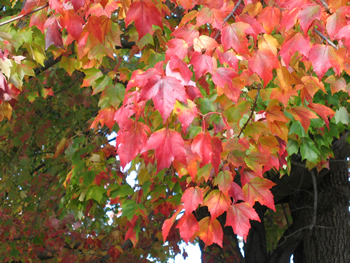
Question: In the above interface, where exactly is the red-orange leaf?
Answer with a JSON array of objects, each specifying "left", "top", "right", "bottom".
[
  {"left": 125, "top": 0, "right": 163, "bottom": 39},
  {"left": 174, "top": 100, "right": 197, "bottom": 133},
  {"left": 249, "top": 50, "right": 279, "bottom": 86},
  {"left": 139, "top": 75, "right": 186, "bottom": 120},
  {"left": 116, "top": 121, "right": 149, "bottom": 168},
  {"left": 166, "top": 38, "right": 189, "bottom": 60},
  {"left": 203, "top": 190, "right": 230, "bottom": 219},
  {"left": 226, "top": 202, "right": 260, "bottom": 239},
  {"left": 176, "top": 213, "right": 199, "bottom": 243},
  {"left": 308, "top": 44, "right": 341, "bottom": 78},
  {"left": 298, "top": 5, "right": 321, "bottom": 35},
  {"left": 44, "top": 17, "right": 63, "bottom": 50},
  {"left": 334, "top": 25, "right": 350, "bottom": 50},
  {"left": 279, "top": 33, "right": 310, "bottom": 66},
  {"left": 258, "top": 6, "right": 281, "bottom": 34},
  {"left": 287, "top": 106, "right": 318, "bottom": 132},
  {"left": 308, "top": 102, "right": 335, "bottom": 129},
  {"left": 162, "top": 204, "right": 183, "bottom": 242},
  {"left": 197, "top": 217, "right": 223, "bottom": 247},
  {"left": 191, "top": 132, "right": 223, "bottom": 174},
  {"left": 181, "top": 187, "right": 203, "bottom": 214},
  {"left": 243, "top": 177, "right": 276, "bottom": 211},
  {"left": 190, "top": 52, "right": 214, "bottom": 80},
  {"left": 143, "top": 128, "right": 186, "bottom": 173},
  {"left": 221, "top": 22, "right": 255, "bottom": 54}
]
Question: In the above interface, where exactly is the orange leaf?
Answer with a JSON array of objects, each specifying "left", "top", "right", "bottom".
[
  {"left": 203, "top": 190, "right": 230, "bottom": 219},
  {"left": 197, "top": 217, "right": 223, "bottom": 247},
  {"left": 287, "top": 106, "right": 318, "bottom": 132},
  {"left": 243, "top": 177, "right": 276, "bottom": 211},
  {"left": 176, "top": 213, "right": 199, "bottom": 243}
]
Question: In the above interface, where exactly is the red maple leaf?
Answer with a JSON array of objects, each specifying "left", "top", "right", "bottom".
[
  {"left": 334, "top": 25, "right": 350, "bottom": 50},
  {"left": 143, "top": 128, "right": 186, "bottom": 173},
  {"left": 279, "top": 32, "right": 310, "bottom": 66},
  {"left": 221, "top": 22, "right": 255, "bottom": 54},
  {"left": 308, "top": 44, "right": 341, "bottom": 78},
  {"left": 125, "top": 0, "right": 163, "bottom": 39},
  {"left": 308, "top": 102, "right": 335, "bottom": 129},
  {"left": 249, "top": 49, "right": 279, "bottom": 86},
  {"left": 226, "top": 202, "right": 260, "bottom": 239},
  {"left": 197, "top": 217, "right": 223, "bottom": 247},
  {"left": 326, "top": 6, "right": 350, "bottom": 39},
  {"left": 287, "top": 106, "right": 318, "bottom": 132},
  {"left": 116, "top": 121, "right": 149, "bottom": 168},
  {"left": 203, "top": 190, "right": 230, "bottom": 219},
  {"left": 176, "top": 213, "right": 199, "bottom": 243},
  {"left": 181, "top": 187, "right": 203, "bottom": 214},
  {"left": 173, "top": 100, "right": 198, "bottom": 133},
  {"left": 191, "top": 132, "right": 223, "bottom": 174},
  {"left": 44, "top": 17, "right": 63, "bottom": 50},
  {"left": 243, "top": 177, "right": 276, "bottom": 211},
  {"left": 166, "top": 38, "right": 189, "bottom": 60},
  {"left": 212, "top": 67, "right": 243, "bottom": 103},
  {"left": 162, "top": 204, "right": 183, "bottom": 242},
  {"left": 139, "top": 75, "right": 186, "bottom": 120},
  {"left": 297, "top": 5, "right": 321, "bottom": 35},
  {"left": 71, "top": 0, "right": 85, "bottom": 12},
  {"left": 85, "top": 15, "right": 111, "bottom": 43},
  {"left": 258, "top": 6, "right": 281, "bottom": 34},
  {"left": 190, "top": 52, "right": 214, "bottom": 80}
]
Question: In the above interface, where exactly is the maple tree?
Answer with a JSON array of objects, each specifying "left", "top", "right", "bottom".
[{"left": 0, "top": 0, "right": 349, "bottom": 262}]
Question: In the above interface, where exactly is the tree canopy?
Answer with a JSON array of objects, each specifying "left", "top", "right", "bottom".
[{"left": 0, "top": 0, "right": 349, "bottom": 262}]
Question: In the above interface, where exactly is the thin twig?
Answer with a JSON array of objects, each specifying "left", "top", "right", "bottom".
[
  {"left": 309, "top": 169, "right": 317, "bottom": 230},
  {"left": 314, "top": 28, "right": 338, "bottom": 49},
  {"left": 238, "top": 85, "right": 261, "bottom": 138},
  {"left": 0, "top": 4, "right": 49, "bottom": 27},
  {"left": 214, "top": 0, "right": 243, "bottom": 40},
  {"left": 318, "top": 0, "right": 332, "bottom": 14}
]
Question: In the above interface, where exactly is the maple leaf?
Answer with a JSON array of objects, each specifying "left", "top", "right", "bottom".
[
  {"left": 287, "top": 106, "right": 318, "bottom": 132},
  {"left": 181, "top": 187, "right": 203, "bottom": 215},
  {"left": 298, "top": 5, "right": 321, "bottom": 35},
  {"left": 308, "top": 103, "right": 335, "bottom": 129},
  {"left": 166, "top": 56, "right": 193, "bottom": 85},
  {"left": 193, "top": 35, "right": 219, "bottom": 55},
  {"left": 171, "top": 25, "right": 199, "bottom": 45},
  {"left": 203, "top": 190, "right": 230, "bottom": 219},
  {"left": 91, "top": 107, "right": 116, "bottom": 130},
  {"left": 226, "top": 202, "right": 260, "bottom": 240},
  {"left": 29, "top": 8, "right": 46, "bottom": 33},
  {"left": 308, "top": 44, "right": 341, "bottom": 78},
  {"left": 249, "top": 49, "right": 279, "bottom": 86},
  {"left": 166, "top": 38, "right": 189, "bottom": 60},
  {"left": 71, "top": 0, "right": 85, "bottom": 12},
  {"left": 139, "top": 75, "right": 186, "bottom": 120},
  {"left": 334, "top": 25, "right": 350, "bottom": 50},
  {"left": 301, "top": 76, "right": 326, "bottom": 98},
  {"left": 190, "top": 52, "right": 214, "bottom": 80},
  {"left": 221, "top": 22, "right": 255, "bottom": 54},
  {"left": 173, "top": 100, "right": 198, "bottom": 132},
  {"left": 279, "top": 32, "right": 310, "bottom": 66},
  {"left": 228, "top": 182, "right": 244, "bottom": 203},
  {"left": 325, "top": 75, "right": 346, "bottom": 94},
  {"left": 125, "top": 0, "right": 163, "bottom": 39},
  {"left": 213, "top": 170, "right": 233, "bottom": 195},
  {"left": 237, "top": 14, "right": 266, "bottom": 36},
  {"left": 212, "top": 67, "right": 244, "bottom": 103},
  {"left": 176, "top": 213, "right": 199, "bottom": 243},
  {"left": 162, "top": 204, "right": 183, "bottom": 242},
  {"left": 243, "top": 177, "right": 276, "bottom": 211},
  {"left": 143, "top": 128, "right": 186, "bottom": 173},
  {"left": 44, "top": 17, "right": 63, "bottom": 50},
  {"left": 326, "top": 7, "right": 350, "bottom": 39},
  {"left": 278, "top": 7, "right": 300, "bottom": 32},
  {"left": 116, "top": 121, "right": 149, "bottom": 168},
  {"left": 257, "top": 6, "right": 281, "bottom": 34},
  {"left": 85, "top": 15, "right": 112, "bottom": 43},
  {"left": 197, "top": 217, "right": 223, "bottom": 247},
  {"left": 217, "top": 49, "right": 239, "bottom": 72},
  {"left": 191, "top": 132, "right": 223, "bottom": 174},
  {"left": 61, "top": 12, "right": 84, "bottom": 41}
]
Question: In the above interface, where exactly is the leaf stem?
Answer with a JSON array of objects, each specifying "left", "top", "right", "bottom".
[
  {"left": 214, "top": 0, "right": 243, "bottom": 40},
  {"left": 0, "top": 4, "right": 49, "bottom": 27},
  {"left": 238, "top": 85, "right": 261, "bottom": 138},
  {"left": 318, "top": 0, "right": 332, "bottom": 14},
  {"left": 314, "top": 28, "right": 338, "bottom": 50}
]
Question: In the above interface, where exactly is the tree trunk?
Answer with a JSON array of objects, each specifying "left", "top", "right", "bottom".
[{"left": 294, "top": 160, "right": 350, "bottom": 263}]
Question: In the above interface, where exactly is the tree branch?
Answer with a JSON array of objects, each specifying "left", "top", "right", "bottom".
[
  {"left": 314, "top": 28, "right": 338, "bottom": 49},
  {"left": 309, "top": 169, "right": 317, "bottom": 230},
  {"left": 318, "top": 0, "right": 332, "bottom": 14},
  {"left": 238, "top": 85, "right": 261, "bottom": 138},
  {"left": 214, "top": 0, "right": 243, "bottom": 40},
  {"left": 0, "top": 4, "right": 49, "bottom": 27}
]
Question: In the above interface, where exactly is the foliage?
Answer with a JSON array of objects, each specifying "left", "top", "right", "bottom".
[{"left": 0, "top": 0, "right": 349, "bottom": 262}]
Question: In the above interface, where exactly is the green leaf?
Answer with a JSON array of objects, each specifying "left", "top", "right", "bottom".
[
  {"left": 122, "top": 200, "right": 137, "bottom": 220},
  {"left": 300, "top": 137, "right": 319, "bottom": 164},
  {"left": 334, "top": 106, "right": 349, "bottom": 125},
  {"left": 98, "top": 83, "right": 125, "bottom": 108},
  {"left": 86, "top": 186, "right": 105, "bottom": 203},
  {"left": 287, "top": 139, "right": 299, "bottom": 156},
  {"left": 92, "top": 75, "right": 112, "bottom": 95},
  {"left": 289, "top": 121, "right": 306, "bottom": 137}
]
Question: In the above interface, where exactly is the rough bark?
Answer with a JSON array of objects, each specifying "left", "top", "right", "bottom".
[{"left": 295, "top": 160, "right": 350, "bottom": 263}]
